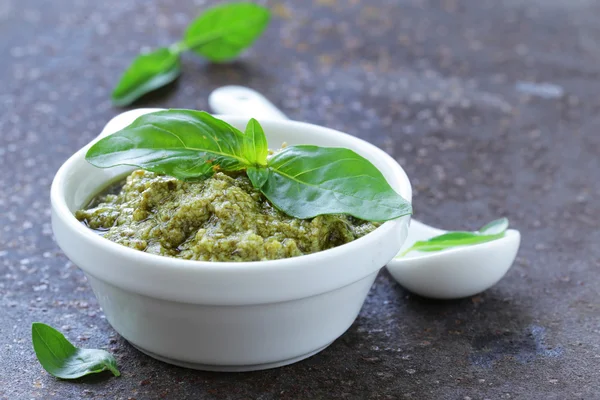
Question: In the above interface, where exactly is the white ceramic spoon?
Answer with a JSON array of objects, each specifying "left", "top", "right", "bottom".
[{"left": 208, "top": 85, "right": 521, "bottom": 300}]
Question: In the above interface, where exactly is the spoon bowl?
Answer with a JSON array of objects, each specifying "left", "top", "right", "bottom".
[
  {"left": 209, "top": 85, "right": 522, "bottom": 300},
  {"left": 387, "top": 220, "right": 521, "bottom": 299}
]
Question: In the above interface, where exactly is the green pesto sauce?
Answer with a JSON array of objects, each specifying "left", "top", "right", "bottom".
[{"left": 75, "top": 170, "right": 379, "bottom": 262}]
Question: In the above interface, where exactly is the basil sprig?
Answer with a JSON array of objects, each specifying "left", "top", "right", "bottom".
[
  {"left": 86, "top": 110, "right": 412, "bottom": 222},
  {"left": 397, "top": 218, "right": 509, "bottom": 257},
  {"left": 32, "top": 323, "right": 120, "bottom": 380},
  {"left": 112, "top": 2, "right": 270, "bottom": 106}
]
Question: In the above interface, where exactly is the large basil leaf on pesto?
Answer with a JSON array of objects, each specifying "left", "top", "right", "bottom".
[
  {"left": 86, "top": 110, "right": 252, "bottom": 181},
  {"left": 32, "top": 323, "right": 120, "bottom": 380},
  {"left": 259, "top": 145, "right": 412, "bottom": 221},
  {"left": 182, "top": 2, "right": 271, "bottom": 62},
  {"left": 111, "top": 47, "right": 181, "bottom": 107}
]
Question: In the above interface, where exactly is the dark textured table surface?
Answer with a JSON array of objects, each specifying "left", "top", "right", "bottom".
[{"left": 1, "top": 0, "right": 599, "bottom": 399}]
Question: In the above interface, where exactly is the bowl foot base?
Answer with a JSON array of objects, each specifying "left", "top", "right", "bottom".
[{"left": 130, "top": 342, "right": 332, "bottom": 372}]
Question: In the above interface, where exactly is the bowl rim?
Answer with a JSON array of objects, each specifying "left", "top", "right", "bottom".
[{"left": 51, "top": 112, "right": 413, "bottom": 273}]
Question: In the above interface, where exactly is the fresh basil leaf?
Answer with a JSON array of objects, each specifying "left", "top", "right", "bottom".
[
  {"left": 32, "top": 323, "right": 120, "bottom": 380},
  {"left": 479, "top": 217, "right": 509, "bottom": 235},
  {"left": 398, "top": 218, "right": 509, "bottom": 257},
  {"left": 111, "top": 47, "right": 181, "bottom": 107},
  {"left": 247, "top": 166, "right": 269, "bottom": 189},
  {"left": 86, "top": 110, "right": 252, "bottom": 181},
  {"left": 242, "top": 118, "right": 268, "bottom": 166},
  {"left": 406, "top": 232, "right": 504, "bottom": 253},
  {"left": 259, "top": 145, "right": 412, "bottom": 221},
  {"left": 182, "top": 2, "right": 271, "bottom": 62}
]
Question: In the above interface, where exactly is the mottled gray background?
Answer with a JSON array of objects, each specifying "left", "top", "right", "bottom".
[{"left": 1, "top": 0, "right": 599, "bottom": 399}]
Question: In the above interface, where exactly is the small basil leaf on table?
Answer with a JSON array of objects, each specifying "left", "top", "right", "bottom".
[
  {"left": 32, "top": 323, "right": 120, "bottom": 379},
  {"left": 398, "top": 218, "right": 509, "bottom": 257},
  {"left": 86, "top": 109, "right": 252, "bottom": 181},
  {"left": 111, "top": 47, "right": 181, "bottom": 107},
  {"left": 259, "top": 145, "right": 412, "bottom": 221},
  {"left": 242, "top": 118, "right": 268, "bottom": 166},
  {"left": 182, "top": 2, "right": 271, "bottom": 62}
]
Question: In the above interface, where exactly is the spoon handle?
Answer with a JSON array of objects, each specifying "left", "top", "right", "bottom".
[{"left": 209, "top": 86, "right": 289, "bottom": 121}]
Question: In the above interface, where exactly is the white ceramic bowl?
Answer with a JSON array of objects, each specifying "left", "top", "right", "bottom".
[{"left": 50, "top": 109, "right": 412, "bottom": 371}]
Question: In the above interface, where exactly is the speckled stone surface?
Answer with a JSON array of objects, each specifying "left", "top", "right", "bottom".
[{"left": 1, "top": 0, "right": 599, "bottom": 398}]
